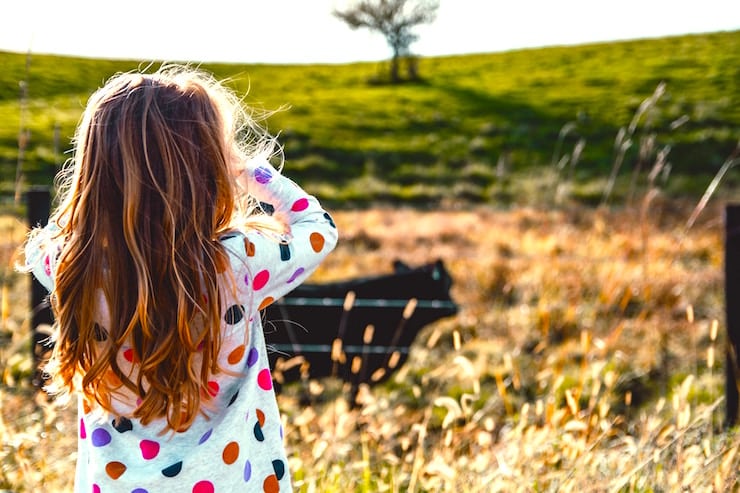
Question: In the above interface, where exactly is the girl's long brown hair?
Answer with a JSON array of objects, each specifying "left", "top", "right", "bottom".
[{"left": 43, "top": 65, "right": 271, "bottom": 431}]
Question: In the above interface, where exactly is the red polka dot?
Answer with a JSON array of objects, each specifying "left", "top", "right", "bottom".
[
  {"left": 207, "top": 381, "right": 219, "bottom": 397},
  {"left": 253, "top": 270, "right": 270, "bottom": 290},
  {"left": 291, "top": 198, "right": 309, "bottom": 211},
  {"left": 192, "top": 480, "right": 215, "bottom": 493},
  {"left": 123, "top": 348, "right": 137, "bottom": 363},
  {"left": 258, "top": 368, "right": 273, "bottom": 391}
]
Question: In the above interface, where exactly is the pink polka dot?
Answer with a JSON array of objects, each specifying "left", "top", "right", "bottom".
[
  {"left": 192, "top": 480, "right": 215, "bottom": 493},
  {"left": 80, "top": 418, "right": 86, "bottom": 439},
  {"left": 92, "top": 484, "right": 101, "bottom": 493},
  {"left": 258, "top": 368, "right": 273, "bottom": 391},
  {"left": 43, "top": 255, "right": 51, "bottom": 276},
  {"left": 291, "top": 198, "right": 309, "bottom": 212},
  {"left": 253, "top": 270, "right": 270, "bottom": 291},
  {"left": 140, "top": 440, "right": 160, "bottom": 460}
]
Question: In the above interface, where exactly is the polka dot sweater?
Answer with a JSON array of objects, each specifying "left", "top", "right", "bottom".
[{"left": 25, "top": 160, "right": 338, "bottom": 493}]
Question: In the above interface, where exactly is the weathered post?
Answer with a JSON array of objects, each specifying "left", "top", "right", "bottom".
[
  {"left": 26, "top": 186, "right": 53, "bottom": 386},
  {"left": 725, "top": 204, "right": 740, "bottom": 428}
]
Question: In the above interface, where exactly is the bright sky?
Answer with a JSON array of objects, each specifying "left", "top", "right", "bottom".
[{"left": 3, "top": 0, "right": 739, "bottom": 64}]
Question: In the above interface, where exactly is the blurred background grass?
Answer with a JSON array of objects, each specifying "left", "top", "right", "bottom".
[{"left": 1, "top": 30, "right": 738, "bottom": 210}]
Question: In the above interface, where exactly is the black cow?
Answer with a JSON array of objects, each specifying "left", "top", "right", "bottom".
[{"left": 262, "top": 260, "right": 458, "bottom": 396}]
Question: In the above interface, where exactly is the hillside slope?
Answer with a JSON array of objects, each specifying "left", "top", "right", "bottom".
[{"left": 1, "top": 30, "right": 737, "bottom": 207}]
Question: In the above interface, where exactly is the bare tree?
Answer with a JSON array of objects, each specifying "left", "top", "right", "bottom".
[{"left": 334, "top": 0, "right": 439, "bottom": 83}]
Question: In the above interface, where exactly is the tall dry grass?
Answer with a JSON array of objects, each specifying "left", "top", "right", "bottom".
[
  {"left": 2, "top": 82, "right": 738, "bottom": 492},
  {"left": 3, "top": 198, "right": 738, "bottom": 492}
]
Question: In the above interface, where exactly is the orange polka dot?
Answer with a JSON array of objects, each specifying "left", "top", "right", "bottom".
[
  {"left": 244, "top": 238, "right": 255, "bottom": 256},
  {"left": 258, "top": 297, "right": 275, "bottom": 310},
  {"left": 263, "top": 474, "right": 280, "bottom": 493},
  {"left": 222, "top": 441, "right": 239, "bottom": 464},
  {"left": 309, "top": 232, "right": 325, "bottom": 252},
  {"left": 256, "top": 408, "right": 265, "bottom": 427},
  {"left": 228, "top": 345, "right": 246, "bottom": 365},
  {"left": 105, "top": 461, "right": 126, "bottom": 479}
]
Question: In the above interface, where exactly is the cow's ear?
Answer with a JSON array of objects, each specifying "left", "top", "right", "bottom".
[{"left": 393, "top": 259, "right": 410, "bottom": 272}]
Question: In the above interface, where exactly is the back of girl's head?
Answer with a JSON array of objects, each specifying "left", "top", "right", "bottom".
[
  {"left": 72, "top": 67, "right": 236, "bottom": 238},
  {"left": 47, "top": 65, "right": 268, "bottom": 430}
]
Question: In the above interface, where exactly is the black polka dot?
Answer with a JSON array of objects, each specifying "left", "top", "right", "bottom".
[
  {"left": 253, "top": 422, "right": 264, "bottom": 442},
  {"left": 272, "top": 459, "right": 285, "bottom": 480},
  {"left": 224, "top": 305, "right": 245, "bottom": 325},
  {"left": 93, "top": 323, "right": 108, "bottom": 342},
  {"left": 112, "top": 417, "right": 133, "bottom": 433},
  {"left": 323, "top": 212, "right": 336, "bottom": 228},
  {"left": 279, "top": 243, "right": 291, "bottom": 261},
  {"left": 162, "top": 461, "right": 183, "bottom": 477}
]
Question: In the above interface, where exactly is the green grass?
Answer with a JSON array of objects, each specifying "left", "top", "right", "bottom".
[{"left": 1, "top": 30, "right": 738, "bottom": 208}]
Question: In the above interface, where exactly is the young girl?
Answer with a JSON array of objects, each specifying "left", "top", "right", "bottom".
[{"left": 22, "top": 65, "right": 337, "bottom": 493}]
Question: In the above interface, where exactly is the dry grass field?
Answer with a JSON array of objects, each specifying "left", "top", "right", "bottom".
[{"left": 1, "top": 199, "right": 739, "bottom": 492}]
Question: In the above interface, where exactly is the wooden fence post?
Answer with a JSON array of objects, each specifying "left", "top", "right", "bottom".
[
  {"left": 726, "top": 204, "right": 740, "bottom": 428},
  {"left": 26, "top": 186, "right": 53, "bottom": 386}
]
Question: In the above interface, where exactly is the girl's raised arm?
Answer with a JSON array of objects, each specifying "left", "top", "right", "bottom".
[{"left": 232, "top": 158, "right": 338, "bottom": 309}]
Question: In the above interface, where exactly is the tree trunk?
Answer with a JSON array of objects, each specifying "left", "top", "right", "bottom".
[{"left": 390, "top": 54, "right": 400, "bottom": 83}]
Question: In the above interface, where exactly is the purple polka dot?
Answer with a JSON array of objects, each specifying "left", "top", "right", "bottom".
[
  {"left": 287, "top": 267, "right": 304, "bottom": 283},
  {"left": 247, "top": 348, "right": 259, "bottom": 367},
  {"left": 132, "top": 489, "right": 149, "bottom": 493},
  {"left": 243, "top": 460, "right": 252, "bottom": 481},
  {"left": 254, "top": 166, "right": 273, "bottom": 184},
  {"left": 91, "top": 428, "right": 111, "bottom": 447},
  {"left": 198, "top": 428, "right": 213, "bottom": 445}
]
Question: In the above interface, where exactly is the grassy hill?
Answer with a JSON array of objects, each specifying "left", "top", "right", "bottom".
[{"left": 0, "top": 30, "right": 738, "bottom": 209}]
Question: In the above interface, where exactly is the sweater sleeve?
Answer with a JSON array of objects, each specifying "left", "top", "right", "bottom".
[
  {"left": 234, "top": 158, "right": 338, "bottom": 310},
  {"left": 23, "top": 222, "right": 62, "bottom": 293}
]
